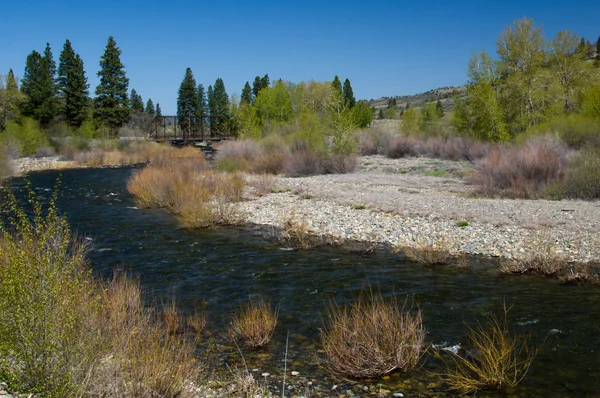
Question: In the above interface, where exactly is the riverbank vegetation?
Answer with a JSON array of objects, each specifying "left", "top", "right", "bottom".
[{"left": 0, "top": 190, "right": 546, "bottom": 396}]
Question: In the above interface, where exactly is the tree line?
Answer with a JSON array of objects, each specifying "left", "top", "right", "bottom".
[
  {"left": 0, "top": 36, "right": 160, "bottom": 142},
  {"left": 453, "top": 18, "right": 600, "bottom": 142}
]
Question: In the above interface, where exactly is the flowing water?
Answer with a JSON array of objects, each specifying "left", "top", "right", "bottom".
[{"left": 4, "top": 167, "right": 600, "bottom": 397}]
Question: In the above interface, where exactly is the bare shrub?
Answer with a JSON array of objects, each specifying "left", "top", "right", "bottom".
[
  {"left": 283, "top": 149, "right": 323, "bottom": 177},
  {"left": 399, "top": 236, "right": 456, "bottom": 265},
  {"left": 385, "top": 136, "right": 419, "bottom": 158},
  {"left": 319, "top": 289, "right": 425, "bottom": 379},
  {"left": 162, "top": 299, "right": 184, "bottom": 335},
  {"left": 216, "top": 139, "right": 263, "bottom": 172},
  {"left": 500, "top": 235, "right": 568, "bottom": 277},
  {"left": 251, "top": 151, "right": 285, "bottom": 174},
  {"left": 560, "top": 263, "right": 600, "bottom": 285},
  {"left": 186, "top": 307, "right": 208, "bottom": 334},
  {"left": 247, "top": 173, "right": 277, "bottom": 197},
  {"left": 325, "top": 153, "right": 357, "bottom": 174},
  {"left": 437, "top": 305, "right": 537, "bottom": 394},
  {"left": 470, "top": 138, "right": 569, "bottom": 198},
  {"left": 229, "top": 295, "right": 278, "bottom": 348},
  {"left": 356, "top": 131, "right": 378, "bottom": 155},
  {"left": 33, "top": 146, "right": 57, "bottom": 158}
]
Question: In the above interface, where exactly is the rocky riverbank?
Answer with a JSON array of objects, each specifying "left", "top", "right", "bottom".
[
  {"left": 10, "top": 156, "right": 77, "bottom": 176},
  {"left": 240, "top": 156, "right": 600, "bottom": 263}
]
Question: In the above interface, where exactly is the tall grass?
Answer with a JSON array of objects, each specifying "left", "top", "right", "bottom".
[
  {"left": 127, "top": 154, "right": 243, "bottom": 228},
  {"left": 319, "top": 288, "right": 425, "bottom": 379},
  {"left": 229, "top": 296, "right": 279, "bottom": 349},
  {"left": 437, "top": 305, "right": 537, "bottom": 394},
  {"left": 0, "top": 187, "right": 203, "bottom": 397}
]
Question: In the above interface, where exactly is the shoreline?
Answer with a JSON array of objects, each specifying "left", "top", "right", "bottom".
[{"left": 7, "top": 155, "right": 600, "bottom": 263}]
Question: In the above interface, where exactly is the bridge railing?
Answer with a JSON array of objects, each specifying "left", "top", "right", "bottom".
[{"left": 147, "top": 115, "right": 231, "bottom": 142}]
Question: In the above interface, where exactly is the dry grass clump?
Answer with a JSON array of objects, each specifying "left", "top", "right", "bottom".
[
  {"left": 324, "top": 153, "right": 357, "bottom": 174},
  {"left": 215, "top": 139, "right": 263, "bottom": 172},
  {"left": 88, "top": 275, "right": 203, "bottom": 398},
  {"left": 246, "top": 173, "right": 277, "bottom": 197},
  {"left": 500, "top": 233, "right": 568, "bottom": 277},
  {"left": 399, "top": 236, "right": 456, "bottom": 266},
  {"left": 229, "top": 296, "right": 279, "bottom": 349},
  {"left": 470, "top": 138, "right": 569, "bottom": 198},
  {"left": 437, "top": 305, "right": 537, "bottom": 394},
  {"left": 72, "top": 141, "right": 180, "bottom": 167},
  {"left": 280, "top": 214, "right": 321, "bottom": 249},
  {"left": 319, "top": 289, "right": 426, "bottom": 379},
  {"left": 127, "top": 159, "right": 243, "bottom": 228}
]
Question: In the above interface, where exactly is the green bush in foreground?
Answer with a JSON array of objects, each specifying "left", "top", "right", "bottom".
[
  {"left": 0, "top": 185, "right": 95, "bottom": 395},
  {"left": 0, "top": 185, "right": 203, "bottom": 397}
]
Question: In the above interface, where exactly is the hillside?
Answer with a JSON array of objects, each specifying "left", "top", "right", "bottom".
[{"left": 368, "top": 85, "right": 467, "bottom": 112}]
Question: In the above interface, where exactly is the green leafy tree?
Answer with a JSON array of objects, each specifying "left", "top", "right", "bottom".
[
  {"left": 332, "top": 75, "right": 342, "bottom": 96},
  {"left": 176, "top": 68, "right": 198, "bottom": 125},
  {"left": 351, "top": 100, "right": 373, "bottom": 128},
  {"left": 20, "top": 44, "right": 59, "bottom": 125},
  {"left": 240, "top": 81, "right": 253, "bottom": 105},
  {"left": 94, "top": 36, "right": 130, "bottom": 133},
  {"left": 254, "top": 80, "right": 294, "bottom": 124},
  {"left": 130, "top": 89, "right": 144, "bottom": 112},
  {"left": 1, "top": 70, "right": 25, "bottom": 126},
  {"left": 155, "top": 102, "right": 162, "bottom": 117},
  {"left": 549, "top": 30, "right": 587, "bottom": 112},
  {"left": 210, "top": 78, "right": 229, "bottom": 134},
  {"left": 145, "top": 98, "right": 155, "bottom": 115},
  {"left": 326, "top": 92, "right": 357, "bottom": 154},
  {"left": 400, "top": 108, "right": 421, "bottom": 136},
  {"left": 342, "top": 78, "right": 356, "bottom": 108},
  {"left": 385, "top": 107, "right": 397, "bottom": 119},
  {"left": 58, "top": 40, "right": 89, "bottom": 127}
]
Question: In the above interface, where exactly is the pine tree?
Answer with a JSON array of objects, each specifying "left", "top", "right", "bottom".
[
  {"left": 155, "top": 103, "right": 162, "bottom": 117},
  {"left": 211, "top": 78, "right": 229, "bottom": 134},
  {"left": 577, "top": 37, "right": 586, "bottom": 55},
  {"left": 240, "top": 81, "right": 253, "bottom": 104},
  {"left": 342, "top": 78, "right": 356, "bottom": 108},
  {"left": 176, "top": 68, "right": 198, "bottom": 124},
  {"left": 130, "top": 88, "right": 144, "bottom": 112},
  {"left": 436, "top": 99, "right": 444, "bottom": 118},
  {"left": 260, "top": 74, "right": 270, "bottom": 90},
  {"left": 21, "top": 43, "right": 59, "bottom": 125},
  {"left": 3, "top": 69, "right": 22, "bottom": 122},
  {"left": 145, "top": 98, "right": 155, "bottom": 115},
  {"left": 596, "top": 36, "right": 600, "bottom": 61},
  {"left": 94, "top": 36, "right": 130, "bottom": 132},
  {"left": 332, "top": 75, "right": 343, "bottom": 96},
  {"left": 252, "top": 76, "right": 262, "bottom": 98},
  {"left": 197, "top": 83, "right": 208, "bottom": 120},
  {"left": 207, "top": 85, "right": 214, "bottom": 134},
  {"left": 58, "top": 39, "right": 89, "bottom": 127}
]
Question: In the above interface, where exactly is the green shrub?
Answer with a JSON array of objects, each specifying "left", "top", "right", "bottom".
[
  {"left": 2, "top": 117, "right": 50, "bottom": 156},
  {"left": 0, "top": 186, "right": 96, "bottom": 395},
  {"left": 557, "top": 149, "right": 600, "bottom": 199},
  {"left": 525, "top": 114, "right": 600, "bottom": 149}
]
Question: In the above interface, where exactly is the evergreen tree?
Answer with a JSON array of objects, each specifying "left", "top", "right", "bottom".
[
  {"left": 176, "top": 68, "right": 198, "bottom": 124},
  {"left": 94, "top": 36, "right": 130, "bottom": 132},
  {"left": 597, "top": 36, "right": 600, "bottom": 61},
  {"left": 436, "top": 99, "right": 444, "bottom": 118},
  {"left": 145, "top": 98, "right": 155, "bottom": 115},
  {"left": 240, "top": 81, "right": 253, "bottom": 104},
  {"left": 211, "top": 78, "right": 229, "bottom": 134},
  {"left": 387, "top": 97, "right": 397, "bottom": 109},
  {"left": 130, "top": 88, "right": 144, "bottom": 112},
  {"left": 342, "top": 78, "right": 356, "bottom": 108},
  {"left": 260, "top": 74, "right": 270, "bottom": 90},
  {"left": 58, "top": 39, "right": 89, "bottom": 127},
  {"left": 252, "top": 76, "right": 262, "bottom": 98},
  {"left": 155, "top": 102, "right": 162, "bottom": 117},
  {"left": 577, "top": 37, "right": 586, "bottom": 55},
  {"left": 332, "top": 75, "right": 342, "bottom": 96},
  {"left": 2, "top": 69, "right": 23, "bottom": 123},
  {"left": 21, "top": 43, "right": 59, "bottom": 125},
  {"left": 378, "top": 108, "right": 385, "bottom": 119},
  {"left": 197, "top": 83, "right": 208, "bottom": 121}
]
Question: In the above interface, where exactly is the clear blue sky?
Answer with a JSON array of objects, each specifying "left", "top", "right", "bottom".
[{"left": 1, "top": 0, "right": 599, "bottom": 114}]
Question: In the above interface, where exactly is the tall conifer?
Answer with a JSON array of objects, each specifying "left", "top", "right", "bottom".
[{"left": 58, "top": 39, "right": 89, "bottom": 127}]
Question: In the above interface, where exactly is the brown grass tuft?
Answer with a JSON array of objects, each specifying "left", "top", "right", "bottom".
[
  {"left": 319, "top": 288, "right": 426, "bottom": 379},
  {"left": 280, "top": 214, "right": 321, "bottom": 249},
  {"left": 437, "top": 304, "right": 537, "bottom": 394},
  {"left": 229, "top": 296, "right": 279, "bottom": 349}
]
